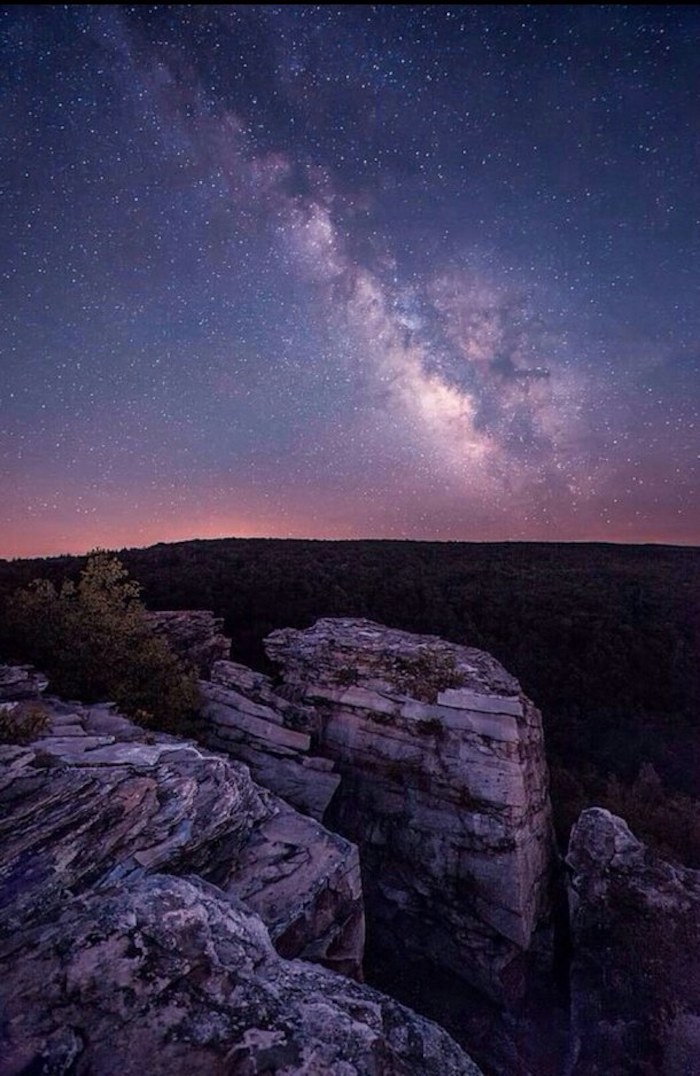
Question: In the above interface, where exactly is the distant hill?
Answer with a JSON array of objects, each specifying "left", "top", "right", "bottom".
[{"left": 1, "top": 538, "right": 699, "bottom": 806}]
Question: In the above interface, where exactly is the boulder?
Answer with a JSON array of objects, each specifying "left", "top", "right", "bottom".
[
  {"left": 265, "top": 618, "right": 556, "bottom": 1003},
  {"left": 566, "top": 807, "right": 700, "bottom": 1075}
]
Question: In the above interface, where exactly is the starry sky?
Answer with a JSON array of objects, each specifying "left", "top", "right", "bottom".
[{"left": 2, "top": 5, "right": 698, "bottom": 557}]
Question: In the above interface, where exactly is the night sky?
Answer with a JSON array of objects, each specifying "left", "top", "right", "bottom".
[{"left": 2, "top": 5, "right": 698, "bottom": 557}]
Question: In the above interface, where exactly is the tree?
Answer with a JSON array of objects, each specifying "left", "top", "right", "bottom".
[{"left": 7, "top": 550, "right": 200, "bottom": 732}]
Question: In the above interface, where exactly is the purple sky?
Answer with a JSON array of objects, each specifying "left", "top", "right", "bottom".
[{"left": 2, "top": 5, "right": 698, "bottom": 556}]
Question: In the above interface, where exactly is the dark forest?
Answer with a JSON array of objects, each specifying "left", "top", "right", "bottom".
[{"left": 2, "top": 539, "right": 698, "bottom": 863}]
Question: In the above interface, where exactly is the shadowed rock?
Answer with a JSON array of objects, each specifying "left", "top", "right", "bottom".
[
  {"left": 146, "top": 610, "right": 231, "bottom": 674},
  {"left": 0, "top": 661, "right": 481, "bottom": 1073},
  {"left": 566, "top": 807, "right": 700, "bottom": 1075},
  {"left": 199, "top": 661, "right": 340, "bottom": 820},
  {"left": 0, "top": 663, "right": 48, "bottom": 701},
  {"left": 0, "top": 679, "right": 364, "bottom": 981}
]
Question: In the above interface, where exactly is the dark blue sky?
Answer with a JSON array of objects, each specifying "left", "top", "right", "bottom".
[{"left": 2, "top": 5, "right": 698, "bottom": 555}]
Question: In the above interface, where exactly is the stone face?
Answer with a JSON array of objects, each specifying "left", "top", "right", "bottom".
[
  {"left": 198, "top": 660, "right": 341, "bottom": 821},
  {"left": 566, "top": 807, "right": 700, "bottom": 1075},
  {"left": 146, "top": 609, "right": 231, "bottom": 674},
  {"left": 210, "top": 659, "right": 318, "bottom": 734},
  {"left": 265, "top": 618, "right": 555, "bottom": 1003},
  {"left": 0, "top": 873, "right": 481, "bottom": 1076},
  {"left": 0, "top": 684, "right": 363, "bottom": 981}
]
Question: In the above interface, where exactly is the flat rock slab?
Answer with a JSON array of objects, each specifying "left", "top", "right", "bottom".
[
  {"left": 266, "top": 617, "right": 521, "bottom": 699},
  {"left": 222, "top": 799, "right": 364, "bottom": 978}
]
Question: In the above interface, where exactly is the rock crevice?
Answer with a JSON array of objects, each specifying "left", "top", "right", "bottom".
[{"left": 264, "top": 618, "right": 556, "bottom": 1002}]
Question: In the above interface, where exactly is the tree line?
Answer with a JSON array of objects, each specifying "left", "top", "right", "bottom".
[{"left": 1, "top": 538, "right": 698, "bottom": 863}]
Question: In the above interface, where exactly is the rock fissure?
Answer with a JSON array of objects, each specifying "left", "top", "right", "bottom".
[{"left": 194, "top": 617, "right": 556, "bottom": 1005}]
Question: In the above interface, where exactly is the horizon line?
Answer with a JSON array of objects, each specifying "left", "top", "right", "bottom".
[{"left": 2, "top": 532, "right": 699, "bottom": 562}]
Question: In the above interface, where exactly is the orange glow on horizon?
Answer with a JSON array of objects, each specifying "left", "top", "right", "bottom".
[{"left": 2, "top": 510, "right": 697, "bottom": 561}]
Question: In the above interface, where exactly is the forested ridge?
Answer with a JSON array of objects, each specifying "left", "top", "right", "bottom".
[{"left": 2, "top": 538, "right": 698, "bottom": 860}]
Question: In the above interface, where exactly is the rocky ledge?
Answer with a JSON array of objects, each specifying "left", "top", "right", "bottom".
[
  {"left": 1, "top": 872, "right": 479, "bottom": 1075},
  {"left": 0, "top": 694, "right": 364, "bottom": 981},
  {"left": 199, "top": 660, "right": 340, "bottom": 821},
  {"left": 0, "top": 668, "right": 481, "bottom": 1073},
  {"left": 3, "top": 606, "right": 698, "bottom": 1075},
  {"left": 0, "top": 662, "right": 48, "bottom": 700},
  {"left": 265, "top": 618, "right": 556, "bottom": 1003}
]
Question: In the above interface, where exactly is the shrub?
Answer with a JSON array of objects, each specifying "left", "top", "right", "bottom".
[
  {"left": 550, "top": 759, "right": 700, "bottom": 869},
  {"left": 390, "top": 650, "right": 464, "bottom": 702},
  {"left": 0, "top": 702, "right": 49, "bottom": 744},
  {"left": 7, "top": 551, "right": 200, "bottom": 735}
]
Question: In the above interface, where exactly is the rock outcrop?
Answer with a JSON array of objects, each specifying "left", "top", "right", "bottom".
[
  {"left": 0, "top": 665, "right": 481, "bottom": 1074},
  {"left": 199, "top": 660, "right": 340, "bottom": 821},
  {"left": 566, "top": 807, "right": 700, "bottom": 1075},
  {"left": 0, "top": 683, "right": 364, "bottom": 980},
  {"left": 144, "top": 614, "right": 341, "bottom": 821},
  {"left": 265, "top": 618, "right": 555, "bottom": 1003},
  {"left": 0, "top": 873, "right": 481, "bottom": 1075},
  {"left": 146, "top": 609, "right": 231, "bottom": 674}
]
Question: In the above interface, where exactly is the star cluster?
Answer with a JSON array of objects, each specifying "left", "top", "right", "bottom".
[{"left": 1, "top": 5, "right": 698, "bottom": 556}]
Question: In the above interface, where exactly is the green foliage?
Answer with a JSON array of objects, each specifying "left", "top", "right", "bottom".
[
  {"left": 1, "top": 537, "right": 698, "bottom": 863},
  {"left": 6, "top": 551, "right": 200, "bottom": 734},
  {"left": 550, "top": 761, "right": 700, "bottom": 868},
  {"left": 0, "top": 702, "right": 49, "bottom": 745},
  {"left": 389, "top": 650, "right": 464, "bottom": 702}
]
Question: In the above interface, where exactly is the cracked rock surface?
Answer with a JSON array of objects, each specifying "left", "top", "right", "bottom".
[
  {"left": 0, "top": 872, "right": 481, "bottom": 1075},
  {"left": 0, "top": 664, "right": 480, "bottom": 1074}
]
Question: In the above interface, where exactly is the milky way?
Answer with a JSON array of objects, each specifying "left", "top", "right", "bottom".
[{"left": 1, "top": 5, "right": 698, "bottom": 555}]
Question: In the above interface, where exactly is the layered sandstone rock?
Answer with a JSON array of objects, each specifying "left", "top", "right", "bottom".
[
  {"left": 146, "top": 609, "right": 231, "bottom": 674},
  {"left": 566, "top": 808, "right": 700, "bottom": 1075},
  {"left": 140, "top": 614, "right": 342, "bottom": 821},
  {"left": 265, "top": 618, "right": 555, "bottom": 1003},
  {"left": 0, "top": 679, "right": 363, "bottom": 980},
  {"left": 199, "top": 660, "right": 340, "bottom": 820}
]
